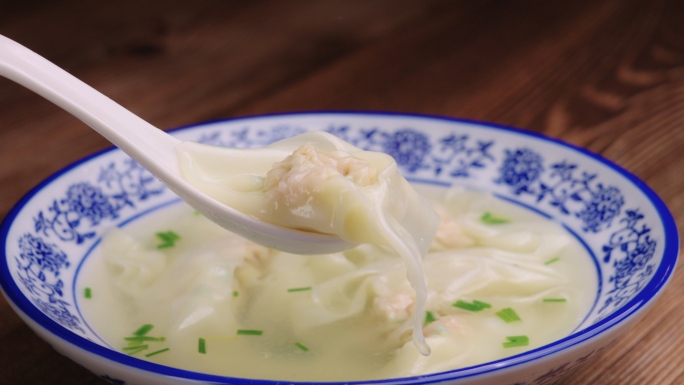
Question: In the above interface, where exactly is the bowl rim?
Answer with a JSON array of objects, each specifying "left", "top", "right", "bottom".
[{"left": 0, "top": 110, "right": 679, "bottom": 384}]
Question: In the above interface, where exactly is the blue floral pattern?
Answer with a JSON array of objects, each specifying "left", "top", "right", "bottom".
[
  {"left": 498, "top": 151, "right": 626, "bottom": 233},
  {"left": 327, "top": 125, "right": 495, "bottom": 177},
  {"left": 15, "top": 159, "right": 165, "bottom": 333},
  {"left": 197, "top": 124, "right": 307, "bottom": 148},
  {"left": 434, "top": 133, "right": 495, "bottom": 177},
  {"left": 33, "top": 160, "right": 165, "bottom": 244},
  {"left": 496, "top": 148, "right": 544, "bottom": 194},
  {"left": 64, "top": 183, "right": 117, "bottom": 226},
  {"left": 15, "top": 234, "right": 82, "bottom": 332},
  {"left": 576, "top": 185, "right": 624, "bottom": 233},
  {"left": 381, "top": 129, "right": 432, "bottom": 172},
  {"left": 597, "top": 209, "right": 657, "bottom": 318},
  {"left": 493, "top": 146, "right": 654, "bottom": 319}
]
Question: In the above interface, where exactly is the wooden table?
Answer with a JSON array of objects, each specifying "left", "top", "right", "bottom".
[{"left": 1, "top": 1, "right": 682, "bottom": 384}]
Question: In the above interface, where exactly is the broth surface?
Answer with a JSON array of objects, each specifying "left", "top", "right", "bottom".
[{"left": 78, "top": 186, "right": 597, "bottom": 381}]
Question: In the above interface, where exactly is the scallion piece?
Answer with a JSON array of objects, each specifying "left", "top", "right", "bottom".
[
  {"left": 544, "top": 257, "right": 560, "bottom": 265},
  {"left": 123, "top": 344, "right": 149, "bottom": 351},
  {"left": 481, "top": 212, "right": 510, "bottom": 225},
  {"left": 133, "top": 324, "right": 154, "bottom": 336},
  {"left": 125, "top": 346, "right": 147, "bottom": 355},
  {"left": 198, "top": 338, "right": 206, "bottom": 354},
  {"left": 84, "top": 287, "right": 92, "bottom": 299},
  {"left": 496, "top": 308, "right": 521, "bottom": 323},
  {"left": 237, "top": 329, "right": 263, "bottom": 336},
  {"left": 424, "top": 310, "right": 437, "bottom": 325},
  {"left": 156, "top": 231, "right": 180, "bottom": 249},
  {"left": 124, "top": 336, "right": 166, "bottom": 342},
  {"left": 295, "top": 342, "right": 309, "bottom": 352},
  {"left": 543, "top": 298, "right": 567, "bottom": 302},
  {"left": 233, "top": 290, "right": 239, "bottom": 297},
  {"left": 287, "top": 286, "right": 312, "bottom": 293},
  {"left": 145, "top": 348, "right": 170, "bottom": 357},
  {"left": 502, "top": 335, "right": 529, "bottom": 348},
  {"left": 453, "top": 299, "right": 491, "bottom": 312}
]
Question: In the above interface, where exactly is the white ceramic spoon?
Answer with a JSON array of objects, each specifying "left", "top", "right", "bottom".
[{"left": 0, "top": 35, "right": 355, "bottom": 254}]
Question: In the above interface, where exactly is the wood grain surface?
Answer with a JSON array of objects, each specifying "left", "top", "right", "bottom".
[{"left": 1, "top": 1, "right": 683, "bottom": 384}]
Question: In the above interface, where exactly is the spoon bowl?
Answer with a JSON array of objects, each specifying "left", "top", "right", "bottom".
[{"left": 0, "top": 35, "right": 354, "bottom": 254}]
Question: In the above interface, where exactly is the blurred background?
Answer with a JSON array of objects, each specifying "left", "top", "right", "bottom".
[{"left": 0, "top": 1, "right": 683, "bottom": 384}]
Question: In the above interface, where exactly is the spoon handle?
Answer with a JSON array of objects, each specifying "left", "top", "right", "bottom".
[
  {"left": 0, "top": 35, "right": 357, "bottom": 255},
  {"left": 0, "top": 34, "right": 180, "bottom": 173}
]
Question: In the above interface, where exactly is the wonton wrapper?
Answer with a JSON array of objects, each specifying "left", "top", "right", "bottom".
[{"left": 175, "top": 131, "right": 439, "bottom": 354}]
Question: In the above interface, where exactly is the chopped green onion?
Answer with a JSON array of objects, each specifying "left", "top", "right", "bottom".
[
  {"left": 123, "top": 344, "right": 149, "bottom": 351},
  {"left": 506, "top": 335, "right": 528, "bottom": 341},
  {"left": 156, "top": 231, "right": 180, "bottom": 249},
  {"left": 125, "top": 346, "right": 147, "bottom": 355},
  {"left": 287, "top": 286, "right": 312, "bottom": 292},
  {"left": 124, "top": 336, "right": 166, "bottom": 342},
  {"left": 133, "top": 324, "right": 154, "bottom": 336},
  {"left": 198, "top": 338, "right": 206, "bottom": 354},
  {"left": 122, "top": 324, "right": 167, "bottom": 356},
  {"left": 543, "top": 298, "right": 567, "bottom": 302},
  {"left": 145, "top": 348, "right": 170, "bottom": 357},
  {"left": 237, "top": 329, "right": 263, "bottom": 336},
  {"left": 424, "top": 310, "right": 437, "bottom": 325},
  {"left": 233, "top": 290, "right": 239, "bottom": 297},
  {"left": 473, "top": 300, "right": 492, "bottom": 309},
  {"left": 496, "top": 308, "right": 521, "bottom": 323},
  {"left": 294, "top": 342, "right": 309, "bottom": 352},
  {"left": 544, "top": 257, "right": 560, "bottom": 265},
  {"left": 481, "top": 212, "right": 510, "bottom": 225},
  {"left": 84, "top": 287, "right": 92, "bottom": 299},
  {"left": 502, "top": 335, "right": 529, "bottom": 348},
  {"left": 453, "top": 299, "right": 492, "bottom": 312}
]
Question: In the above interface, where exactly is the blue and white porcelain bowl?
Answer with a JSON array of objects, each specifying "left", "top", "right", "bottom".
[{"left": 0, "top": 112, "right": 679, "bottom": 385}]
